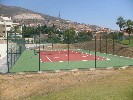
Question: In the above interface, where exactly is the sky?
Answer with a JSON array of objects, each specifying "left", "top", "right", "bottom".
[{"left": 0, "top": 0, "right": 133, "bottom": 30}]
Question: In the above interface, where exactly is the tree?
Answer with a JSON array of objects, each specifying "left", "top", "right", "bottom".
[
  {"left": 111, "top": 32, "right": 118, "bottom": 40},
  {"left": 75, "top": 31, "right": 92, "bottom": 42},
  {"left": 11, "top": 25, "right": 22, "bottom": 39},
  {"left": 125, "top": 19, "right": 133, "bottom": 34},
  {"left": 125, "top": 19, "right": 133, "bottom": 44},
  {"left": 22, "top": 25, "right": 36, "bottom": 37},
  {"left": 116, "top": 16, "right": 125, "bottom": 31},
  {"left": 22, "top": 25, "right": 27, "bottom": 37},
  {"left": 63, "top": 28, "right": 75, "bottom": 44},
  {"left": 46, "top": 24, "right": 57, "bottom": 49},
  {"left": 118, "top": 31, "right": 124, "bottom": 41},
  {"left": 39, "top": 24, "right": 47, "bottom": 34},
  {"left": 48, "top": 24, "right": 56, "bottom": 39}
]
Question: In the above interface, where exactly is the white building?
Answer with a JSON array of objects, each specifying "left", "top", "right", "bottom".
[{"left": 0, "top": 16, "right": 22, "bottom": 38}]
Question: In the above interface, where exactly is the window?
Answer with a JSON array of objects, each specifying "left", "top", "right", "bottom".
[{"left": 6, "top": 25, "right": 11, "bottom": 27}]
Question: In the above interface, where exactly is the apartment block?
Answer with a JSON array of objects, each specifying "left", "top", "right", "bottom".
[{"left": 0, "top": 16, "right": 22, "bottom": 38}]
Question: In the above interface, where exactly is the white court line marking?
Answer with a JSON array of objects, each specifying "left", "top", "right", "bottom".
[
  {"left": 82, "top": 60, "right": 88, "bottom": 61},
  {"left": 107, "top": 58, "right": 110, "bottom": 60},
  {"left": 59, "top": 61, "right": 64, "bottom": 62},
  {"left": 83, "top": 56, "right": 87, "bottom": 57},
  {"left": 120, "top": 56, "right": 123, "bottom": 57},
  {"left": 54, "top": 57, "right": 60, "bottom": 58},
  {"left": 46, "top": 56, "right": 52, "bottom": 62},
  {"left": 125, "top": 57, "right": 130, "bottom": 58},
  {"left": 40, "top": 59, "right": 42, "bottom": 62}
]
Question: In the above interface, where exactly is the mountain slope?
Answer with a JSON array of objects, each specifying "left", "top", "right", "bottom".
[
  {"left": 0, "top": 4, "right": 101, "bottom": 30},
  {"left": 0, "top": 4, "right": 60, "bottom": 20},
  {"left": 0, "top": 4, "right": 34, "bottom": 15}
]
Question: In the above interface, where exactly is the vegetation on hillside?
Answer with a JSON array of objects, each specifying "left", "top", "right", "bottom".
[{"left": 22, "top": 25, "right": 93, "bottom": 44}]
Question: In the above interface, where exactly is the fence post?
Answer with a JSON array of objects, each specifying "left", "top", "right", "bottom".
[
  {"left": 52, "top": 39, "right": 53, "bottom": 50},
  {"left": 11, "top": 48, "right": 12, "bottom": 66},
  {"left": 14, "top": 55, "right": 15, "bottom": 65},
  {"left": 95, "top": 34, "right": 97, "bottom": 68},
  {"left": 106, "top": 34, "right": 107, "bottom": 54},
  {"left": 7, "top": 32, "right": 9, "bottom": 73},
  {"left": 16, "top": 46, "right": 17, "bottom": 58},
  {"left": 43, "top": 44, "right": 44, "bottom": 50},
  {"left": 113, "top": 38, "right": 115, "bottom": 55},
  {"left": 100, "top": 35, "right": 101, "bottom": 53},
  {"left": 129, "top": 33, "right": 130, "bottom": 45},
  {"left": 19, "top": 45, "right": 22, "bottom": 54},
  {"left": 68, "top": 32, "right": 70, "bottom": 62},
  {"left": 39, "top": 32, "right": 41, "bottom": 71}
]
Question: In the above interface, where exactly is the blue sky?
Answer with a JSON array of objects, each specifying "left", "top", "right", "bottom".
[{"left": 1, "top": 0, "right": 133, "bottom": 30}]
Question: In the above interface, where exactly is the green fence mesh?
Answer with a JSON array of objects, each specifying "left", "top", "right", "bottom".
[{"left": 5, "top": 33, "right": 133, "bottom": 73}]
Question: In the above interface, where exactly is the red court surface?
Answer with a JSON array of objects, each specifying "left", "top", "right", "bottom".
[{"left": 40, "top": 50, "right": 107, "bottom": 62}]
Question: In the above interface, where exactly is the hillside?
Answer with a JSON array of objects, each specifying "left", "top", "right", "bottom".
[{"left": 0, "top": 4, "right": 101, "bottom": 30}]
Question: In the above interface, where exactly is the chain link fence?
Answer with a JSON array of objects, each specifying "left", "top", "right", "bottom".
[
  {"left": 7, "top": 33, "right": 25, "bottom": 72},
  {"left": 3, "top": 32, "right": 133, "bottom": 73}
]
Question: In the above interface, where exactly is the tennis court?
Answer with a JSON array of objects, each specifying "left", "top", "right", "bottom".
[
  {"left": 9, "top": 49, "right": 133, "bottom": 72},
  {"left": 40, "top": 50, "right": 107, "bottom": 62}
]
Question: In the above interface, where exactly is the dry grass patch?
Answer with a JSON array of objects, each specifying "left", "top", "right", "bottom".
[{"left": 0, "top": 68, "right": 133, "bottom": 100}]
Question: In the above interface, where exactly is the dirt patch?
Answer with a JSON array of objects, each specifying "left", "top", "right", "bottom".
[
  {"left": 0, "top": 68, "right": 126, "bottom": 100},
  {"left": 70, "top": 40, "right": 133, "bottom": 58}
]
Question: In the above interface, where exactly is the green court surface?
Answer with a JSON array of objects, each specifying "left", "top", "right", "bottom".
[{"left": 10, "top": 50, "right": 133, "bottom": 72}]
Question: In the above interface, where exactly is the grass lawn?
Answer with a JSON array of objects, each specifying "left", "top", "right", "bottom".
[{"left": 28, "top": 68, "right": 133, "bottom": 100}]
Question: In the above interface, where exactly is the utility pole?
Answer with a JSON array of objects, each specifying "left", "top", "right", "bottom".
[{"left": 58, "top": 11, "right": 61, "bottom": 18}]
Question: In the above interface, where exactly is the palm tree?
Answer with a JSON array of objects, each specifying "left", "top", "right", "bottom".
[
  {"left": 125, "top": 19, "right": 133, "bottom": 45},
  {"left": 116, "top": 16, "right": 125, "bottom": 31}
]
